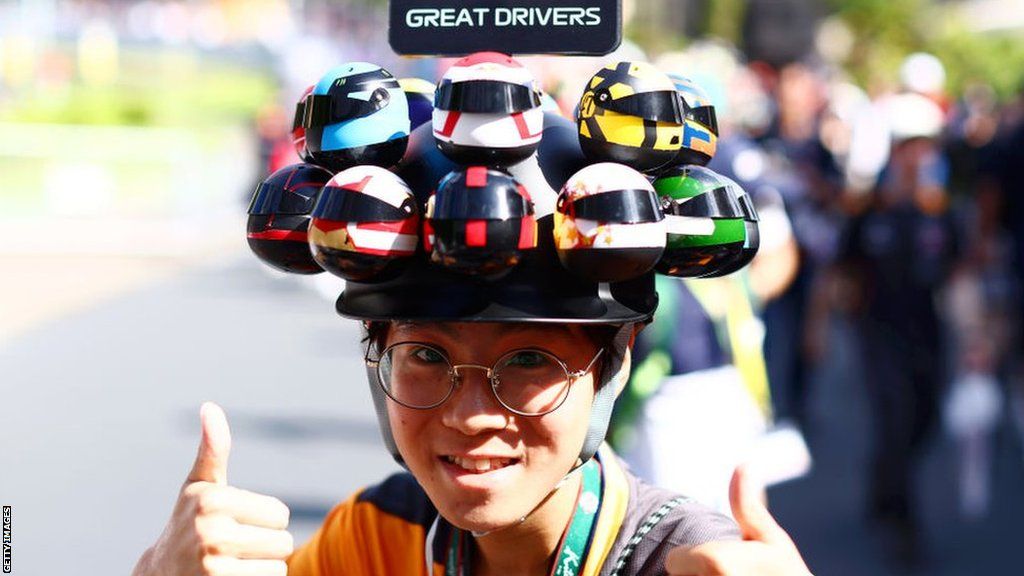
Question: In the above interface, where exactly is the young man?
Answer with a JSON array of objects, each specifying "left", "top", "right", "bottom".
[
  {"left": 132, "top": 243, "right": 811, "bottom": 576},
  {"left": 133, "top": 111, "right": 812, "bottom": 575}
]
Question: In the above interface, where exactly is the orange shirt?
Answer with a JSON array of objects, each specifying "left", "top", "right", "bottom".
[{"left": 287, "top": 446, "right": 739, "bottom": 576}]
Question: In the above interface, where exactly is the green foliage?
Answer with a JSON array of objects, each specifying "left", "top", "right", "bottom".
[
  {"left": 826, "top": 0, "right": 929, "bottom": 87},
  {"left": 1, "top": 46, "right": 277, "bottom": 128},
  {"left": 930, "top": 27, "right": 1024, "bottom": 100},
  {"left": 707, "top": 0, "right": 746, "bottom": 45},
  {"left": 807, "top": 0, "right": 1024, "bottom": 100}
]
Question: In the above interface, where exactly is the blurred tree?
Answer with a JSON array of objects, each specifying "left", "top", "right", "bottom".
[{"left": 828, "top": 0, "right": 930, "bottom": 90}]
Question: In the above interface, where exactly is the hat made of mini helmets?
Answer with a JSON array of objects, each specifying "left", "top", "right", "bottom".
[
  {"left": 576, "top": 61, "right": 684, "bottom": 173},
  {"left": 424, "top": 166, "right": 537, "bottom": 277},
  {"left": 700, "top": 174, "right": 759, "bottom": 277},
  {"left": 303, "top": 63, "right": 410, "bottom": 173},
  {"left": 432, "top": 51, "right": 544, "bottom": 166},
  {"left": 247, "top": 163, "right": 333, "bottom": 274},
  {"left": 399, "top": 77, "right": 436, "bottom": 131},
  {"left": 554, "top": 162, "right": 667, "bottom": 283},
  {"left": 339, "top": 126, "right": 658, "bottom": 470},
  {"left": 308, "top": 165, "right": 419, "bottom": 282},
  {"left": 669, "top": 74, "right": 719, "bottom": 167},
  {"left": 291, "top": 85, "right": 315, "bottom": 163},
  {"left": 653, "top": 165, "right": 751, "bottom": 277}
]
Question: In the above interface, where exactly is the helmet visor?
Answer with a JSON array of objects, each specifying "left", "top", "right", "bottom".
[
  {"left": 432, "top": 187, "right": 532, "bottom": 220},
  {"left": 292, "top": 100, "right": 306, "bottom": 132},
  {"left": 435, "top": 79, "right": 542, "bottom": 113},
  {"left": 663, "top": 186, "right": 742, "bottom": 219},
  {"left": 314, "top": 187, "right": 416, "bottom": 222},
  {"left": 599, "top": 90, "right": 683, "bottom": 124},
  {"left": 304, "top": 79, "right": 400, "bottom": 128},
  {"left": 560, "top": 189, "right": 663, "bottom": 224},
  {"left": 686, "top": 105, "right": 719, "bottom": 136},
  {"left": 248, "top": 181, "right": 319, "bottom": 216}
]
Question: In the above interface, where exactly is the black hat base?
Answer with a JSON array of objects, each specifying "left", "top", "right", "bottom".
[{"left": 338, "top": 216, "right": 658, "bottom": 324}]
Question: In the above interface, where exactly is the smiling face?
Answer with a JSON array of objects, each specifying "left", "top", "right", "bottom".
[{"left": 381, "top": 322, "right": 604, "bottom": 532}]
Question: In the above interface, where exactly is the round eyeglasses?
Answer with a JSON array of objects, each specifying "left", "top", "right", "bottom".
[{"left": 366, "top": 343, "right": 605, "bottom": 416}]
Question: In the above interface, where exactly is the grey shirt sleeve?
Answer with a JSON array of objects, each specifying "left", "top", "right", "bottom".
[{"left": 600, "top": 472, "right": 741, "bottom": 576}]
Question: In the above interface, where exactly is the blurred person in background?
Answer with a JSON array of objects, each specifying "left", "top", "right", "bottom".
[
  {"left": 760, "top": 62, "right": 845, "bottom": 435},
  {"left": 713, "top": 59, "right": 843, "bottom": 435},
  {"left": 255, "top": 99, "right": 300, "bottom": 177},
  {"left": 939, "top": 79, "right": 1013, "bottom": 521},
  {"left": 977, "top": 82, "right": 1024, "bottom": 461},
  {"left": 836, "top": 91, "right": 960, "bottom": 566}
]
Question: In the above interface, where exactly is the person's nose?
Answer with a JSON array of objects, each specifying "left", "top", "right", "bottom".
[{"left": 440, "top": 365, "right": 509, "bottom": 434}]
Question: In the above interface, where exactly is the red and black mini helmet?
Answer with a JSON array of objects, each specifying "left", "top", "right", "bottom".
[
  {"left": 246, "top": 163, "right": 333, "bottom": 274},
  {"left": 424, "top": 166, "right": 537, "bottom": 276},
  {"left": 308, "top": 166, "right": 420, "bottom": 282}
]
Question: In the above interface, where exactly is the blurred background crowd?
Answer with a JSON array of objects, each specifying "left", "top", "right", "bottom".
[{"left": 2, "top": 0, "right": 1024, "bottom": 574}]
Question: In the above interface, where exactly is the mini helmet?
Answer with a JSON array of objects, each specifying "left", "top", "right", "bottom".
[
  {"left": 432, "top": 52, "right": 544, "bottom": 166},
  {"left": 247, "top": 163, "right": 333, "bottom": 274},
  {"left": 576, "top": 61, "right": 684, "bottom": 173},
  {"left": 291, "top": 85, "right": 315, "bottom": 163},
  {"left": 701, "top": 174, "right": 759, "bottom": 277},
  {"left": 669, "top": 74, "right": 719, "bottom": 167},
  {"left": 554, "top": 162, "right": 666, "bottom": 282},
  {"left": 424, "top": 166, "right": 537, "bottom": 276},
  {"left": 302, "top": 63, "right": 410, "bottom": 173},
  {"left": 399, "top": 77, "right": 436, "bottom": 131},
  {"left": 653, "top": 165, "right": 752, "bottom": 277},
  {"left": 308, "top": 166, "right": 419, "bottom": 282}
]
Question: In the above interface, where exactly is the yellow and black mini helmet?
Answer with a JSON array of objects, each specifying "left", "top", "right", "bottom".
[{"left": 576, "top": 61, "right": 684, "bottom": 173}]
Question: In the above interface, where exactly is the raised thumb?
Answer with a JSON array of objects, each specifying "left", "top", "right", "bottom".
[
  {"left": 187, "top": 402, "right": 232, "bottom": 485},
  {"left": 729, "top": 464, "right": 787, "bottom": 545}
]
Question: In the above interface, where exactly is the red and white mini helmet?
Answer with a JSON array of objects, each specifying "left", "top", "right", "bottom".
[
  {"left": 309, "top": 165, "right": 419, "bottom": 281},
  {"left": 432, "top": 52, "right": 544, "bottom": 167}
]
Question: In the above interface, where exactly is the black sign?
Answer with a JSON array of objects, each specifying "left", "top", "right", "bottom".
[{"left": 389, "top": 0, "right": 622, "bottom": 56}]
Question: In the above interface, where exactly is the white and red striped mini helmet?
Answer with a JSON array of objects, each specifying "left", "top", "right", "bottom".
[
  {"left": 308, "top": 166, "right": 419, "bottom": 281},
  {"left": 432, "top": 52, "right": 544, "bottom": 167},
  {"left": 554, "top": 162, "right": 666, "bottom": 282}
]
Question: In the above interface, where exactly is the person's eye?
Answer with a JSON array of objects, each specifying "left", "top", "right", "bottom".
[
  {"left": 505, "top": 350, "right": 549, "bottom": 367},
  {"left": 412, "top": 346, "right": 446, "bottom": 363}
]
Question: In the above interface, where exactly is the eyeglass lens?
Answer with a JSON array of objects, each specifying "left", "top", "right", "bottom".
[{"left": 378, "top": 343, "right": 573, "bottom": 415}]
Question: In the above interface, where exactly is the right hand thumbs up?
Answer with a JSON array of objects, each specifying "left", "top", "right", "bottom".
[
  {"left": 189, "top": 402, "right": 232, "bottom": 485},
  {"left": 132, "top": 403, "right": 294, "bottom": 576}
]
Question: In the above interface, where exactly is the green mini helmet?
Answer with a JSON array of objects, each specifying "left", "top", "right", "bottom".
[{"left": 652, "top": 165, "right": 757, "bottom": 277}]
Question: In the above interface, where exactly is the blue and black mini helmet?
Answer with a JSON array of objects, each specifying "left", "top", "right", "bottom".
[{"left": 303, "top": 62, "right": 410, "bottom": 173}]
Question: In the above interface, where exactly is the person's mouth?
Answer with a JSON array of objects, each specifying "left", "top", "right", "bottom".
[{"left": 440, "top": 454, "right": 521, "bottom": 474}]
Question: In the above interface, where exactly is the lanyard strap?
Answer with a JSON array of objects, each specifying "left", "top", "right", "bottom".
[{"left": 444, "top": 459, "right": 602, "bottom": 576}]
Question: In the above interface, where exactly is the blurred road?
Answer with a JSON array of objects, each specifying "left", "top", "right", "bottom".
[
  {"left": 2, "top": 251, "right": 1023, "bottom": 574},
  {"left": 0, "top": 253, "right": 399, "bottom": 575},
  {"left": 769, "top": 321, "right": 1024, "bottom": 575}
]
